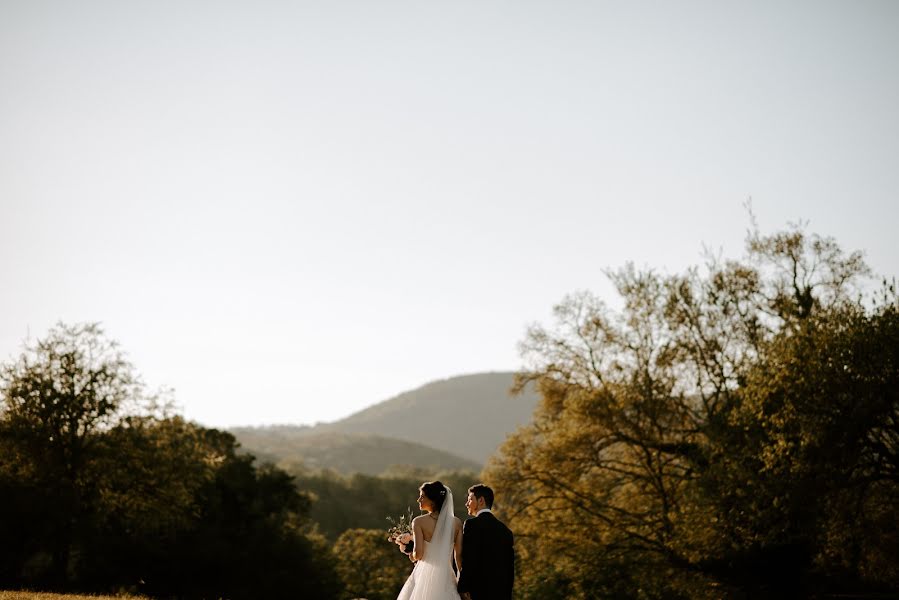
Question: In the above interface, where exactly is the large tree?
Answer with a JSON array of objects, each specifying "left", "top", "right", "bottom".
[
  {"left": 0, "top": 322, "right": 143, "bottom": 584},
  {"left": 486, "top": 223, "right": 897, "bottom": 598},
  {"left": 0, "top": 324, "right": 343, "bottom": 599}
]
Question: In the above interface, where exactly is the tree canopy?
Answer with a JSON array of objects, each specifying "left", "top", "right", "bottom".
[
  {"left": 486, "top": 222, "right": 898, "bottom": 598},
  {"left": 0, "top": 323, "right": 340, "bottom": 599}
]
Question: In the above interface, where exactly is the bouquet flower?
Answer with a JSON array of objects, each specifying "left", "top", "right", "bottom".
[{"left": 386, "top": 507, "right": 415, "bottom": 554}]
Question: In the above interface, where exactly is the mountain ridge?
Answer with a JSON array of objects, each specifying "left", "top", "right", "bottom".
[
  {"left": 232, "top": 371, "right": 540, "bottom": 471},
  {"left": 232, "top": 430, "right": 481, "bottom": 475}
]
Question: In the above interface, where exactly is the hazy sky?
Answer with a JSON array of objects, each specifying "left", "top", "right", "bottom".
[{"left": 2, "top": 0, "right": 897, "bottom": 428}]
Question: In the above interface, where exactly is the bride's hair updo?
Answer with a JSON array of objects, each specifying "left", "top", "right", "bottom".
[{"left": 420, "top": 481, "right": 448, "bottom": 512}]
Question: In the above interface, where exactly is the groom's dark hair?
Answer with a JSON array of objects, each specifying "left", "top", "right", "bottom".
[{"left": 468, "top": 484, "right": 494, "bottom": 509}]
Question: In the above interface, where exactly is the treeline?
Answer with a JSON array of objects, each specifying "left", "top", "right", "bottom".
[
  {"left": 0, "top": 324, "right": 340, "bottom": 599},
  {"left": 282, "top": 465, "right": 478, "bottom": 540},
  {"left": 486, "top": 222, "right": 899, "bottom": 598}
]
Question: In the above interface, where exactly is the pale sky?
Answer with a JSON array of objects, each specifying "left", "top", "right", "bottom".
[{"left": 2, "top": 0, "right": 897, "bottom": 428}]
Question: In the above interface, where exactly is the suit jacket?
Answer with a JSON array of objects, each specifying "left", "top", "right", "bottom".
[{"left": 457, "top": 511, "right": 514, "bottom": 600}]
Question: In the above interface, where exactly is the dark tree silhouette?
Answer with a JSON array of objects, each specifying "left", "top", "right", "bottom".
[{"left": 0, "top": 323, "right": 341, "bottom": 598}]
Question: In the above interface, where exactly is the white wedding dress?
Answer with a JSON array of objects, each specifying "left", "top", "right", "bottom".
[{"left": 396, "top": 487, "right": 462, "bottom": 600}]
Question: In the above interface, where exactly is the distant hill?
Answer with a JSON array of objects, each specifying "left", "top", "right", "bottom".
[
  {"left": 320, "top": 371, "right": 539, "bottom": 463},
  {"left": 232, "top": 372, "right": 540, "bottom": 470},
  {"left": 231, "top": 430, "right": 480, "bottom": 475}
]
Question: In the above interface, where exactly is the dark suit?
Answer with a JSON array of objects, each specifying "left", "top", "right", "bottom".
[{"left": 457, "top": 511, "right": 514, "bottom": 600}]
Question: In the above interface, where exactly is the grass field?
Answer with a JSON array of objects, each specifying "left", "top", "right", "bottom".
[{"left": 0, "top": 593, "right": 146, "bottom": 600}]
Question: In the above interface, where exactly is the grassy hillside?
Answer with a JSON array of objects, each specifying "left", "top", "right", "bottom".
[{"left": 233, "top": 430, "right": 481, "bottom": 475}]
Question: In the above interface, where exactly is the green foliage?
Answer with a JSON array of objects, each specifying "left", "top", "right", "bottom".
[
  {"left": 721, "top": 301, "right": 899, "bottom": 587},
  {"left": 0, "top": 324, "right": 340, "bottom": 599},
  {"left": 0, "top": 323, "right": 142, "bottom": 585},
  {"left": 284, "top": 465, "right": 478, "bottom": 540},
  {"left": 488, "top": 222, "right": 899, "bottom": 598},
  {"left": 333, "top": 528, "right": 412, "bottom": 600}
]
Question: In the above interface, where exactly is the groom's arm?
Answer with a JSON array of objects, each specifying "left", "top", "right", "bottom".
[
  {"left": 507, "top": 529, "right": 515, "bottom": 591},
  {"left": 457, "top": 519, "right": 482, "bottom": 595}
]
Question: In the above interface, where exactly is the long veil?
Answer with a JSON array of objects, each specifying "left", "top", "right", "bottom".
[
  {"left": 396, "top": 486, "right": 460, "bottom": 600},
  {"left": 422, "top": 485, "right": 454, "bottom": 566}
]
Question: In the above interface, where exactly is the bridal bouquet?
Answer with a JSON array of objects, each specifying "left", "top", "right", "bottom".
[{"left": 386, "top": 507, "right": 415, "bottom": 554}]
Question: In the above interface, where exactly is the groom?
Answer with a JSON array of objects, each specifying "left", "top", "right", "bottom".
[{"left": 457, "top": 484, "right": 514, "bottom": 600}]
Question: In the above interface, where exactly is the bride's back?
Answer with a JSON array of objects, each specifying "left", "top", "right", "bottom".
[{"left": 414, "top": 513, "right": 462, "bottom": 544}]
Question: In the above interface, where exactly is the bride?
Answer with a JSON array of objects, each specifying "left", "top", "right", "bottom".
[{"left": 395, "top": 481, "right": 463, "bottom": 600}]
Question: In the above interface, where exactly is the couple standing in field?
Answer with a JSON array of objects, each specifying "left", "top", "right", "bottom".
[{"left": 394, "top": 482, "right": 514, "bottom": 600}]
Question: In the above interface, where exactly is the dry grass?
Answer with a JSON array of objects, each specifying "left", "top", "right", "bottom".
[{"left": 0, "top": 593, "right": 146, "bottom": 600}]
